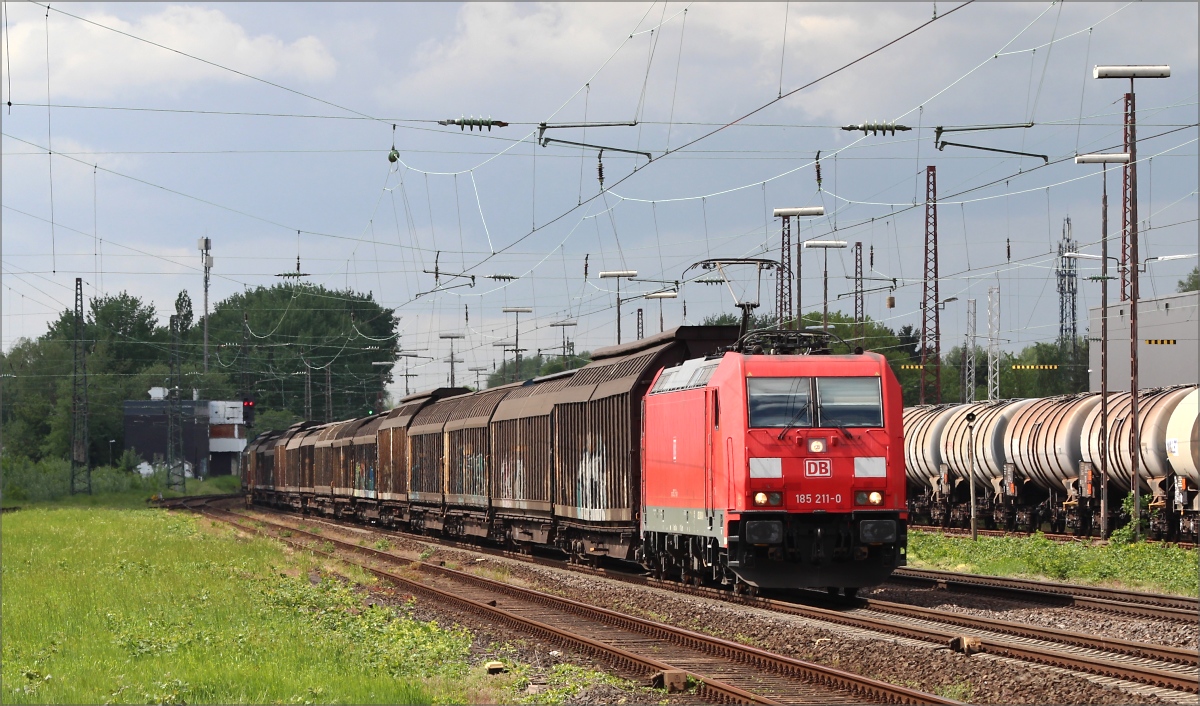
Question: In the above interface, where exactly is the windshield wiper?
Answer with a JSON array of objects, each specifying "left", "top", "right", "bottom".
[{"left": 776, "top": 401, "right": 811, "bottom": 440}]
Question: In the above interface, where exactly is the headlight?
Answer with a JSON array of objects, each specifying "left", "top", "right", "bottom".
[
  {"left": 808, "top": 437, "right": 827, "bottom": 453},
  {"left": 855, "top": 490, "right": 885, "bottom": 506},
  {"left": 753, "top": 491, "right": 783, "bottom": 506}
]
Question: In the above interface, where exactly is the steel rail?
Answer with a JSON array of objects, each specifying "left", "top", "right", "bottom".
[
  {"left": 859, "top": 598, "right": 1198, "bottom": 666},
  {"left": 199, "top": 504, "right": 955, "bottom": 706},
  {"left": 229, "top": 503, "right": 1197, "bottom": 695},
  {"left": 890, "top": 567, "right": 1198, "bottom": 618}
]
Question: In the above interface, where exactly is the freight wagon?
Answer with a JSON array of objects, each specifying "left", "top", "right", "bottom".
[{"left": 905, "top": 385, "right": 1199, "bottom": 540}]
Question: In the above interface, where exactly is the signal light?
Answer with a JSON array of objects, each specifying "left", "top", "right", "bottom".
[{"left": 242, "top": 398, "right": 256, "bottom": 427}]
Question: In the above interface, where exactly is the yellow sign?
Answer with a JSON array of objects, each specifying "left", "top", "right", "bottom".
[{"left": 1011, "top": 364, "right": 1058, "bottom": 370}]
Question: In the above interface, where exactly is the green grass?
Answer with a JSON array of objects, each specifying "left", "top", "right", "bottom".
[
  {"left": 908, "top": 529, "right": 1199, "bottom": 597},
  {"left": 1, "top": 506, "right": 491, "bottom": 704}
]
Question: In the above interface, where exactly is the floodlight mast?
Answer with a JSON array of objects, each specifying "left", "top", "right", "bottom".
[
  {"left": 550, "top": 320, "right": 578, "bottom": 361},
  {"left": 439, "top": 333, "right": 466, "bottom": 387},
  {"left": 772, "top": 206, "right": 825, "bottom": 330},
  {"left": 598, "top": 271, "right": 638, "bottom": 344},
  {"left": 1094, "top": 64, "right": 1170, "bottom": 541},
  {"left": 802, "top": 240, "right": 848, "bottom": 333}
]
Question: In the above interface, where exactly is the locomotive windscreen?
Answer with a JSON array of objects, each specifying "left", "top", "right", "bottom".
[
  {"left": 815, "top": 377, "right": 883, "bottom": 428},
  {"left": 747, "top": 377, "right": 812, "bottom": 428},
  {"left": 747, "top": 376, "right": 883, "bottom": 428}
]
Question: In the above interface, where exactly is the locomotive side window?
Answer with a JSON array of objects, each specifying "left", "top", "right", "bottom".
[
  {"left": 747, "top": 377, "right": 812, "bottom": 428},
  {"left": 815, "top": 377, "right": 883, "bottom": 428}
]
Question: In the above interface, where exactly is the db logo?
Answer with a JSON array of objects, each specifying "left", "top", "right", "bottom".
[{"left": 804, "top": 459, "right": 832, "bottom": 478}]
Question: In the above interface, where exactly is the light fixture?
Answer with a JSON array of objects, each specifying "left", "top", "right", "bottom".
[
  {"left": 1075, "top": 153, "right": 1130, "bottom": 164},
  {"left": 772, "top": 206, "right": 825, "bottom": 218},
  {"left": 1094, "top": 65, "right": 1170, "bottom": 79}
]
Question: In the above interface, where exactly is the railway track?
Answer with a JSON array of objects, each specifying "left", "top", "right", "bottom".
[
  {"left": 225, "top": 501, "right": 1199, "bottom": 697},
  {"left": 196, "top": 500, "right": 955, "bottom": 705},
  {"left": 889, "top": 567, "right": 1199, "bottom": 622},
  {"left": 910, "top": 525, "right": 1197, "bottom": 550}
]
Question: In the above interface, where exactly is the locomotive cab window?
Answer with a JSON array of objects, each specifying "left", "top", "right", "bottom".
[
  {"left": 815, "top": 377, "right": 883, "bottom": 428},
  {"left": 747, "top": 377, "right": 812, "bottom": 428}
]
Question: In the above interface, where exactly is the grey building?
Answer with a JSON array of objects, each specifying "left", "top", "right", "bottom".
[{"left": 1088, "top": 290, "right": 1198, "bottom": 392}]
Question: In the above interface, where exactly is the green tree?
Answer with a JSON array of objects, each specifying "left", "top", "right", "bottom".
[
  {"left": 486, "top": 352, "right": 590, "bottom": 388},
  {"left": 204, "top": 283, "right": 398, "bottom": 421},
  {"left": 1178, "top": 267, "right": 1198, "bottom": 293}
]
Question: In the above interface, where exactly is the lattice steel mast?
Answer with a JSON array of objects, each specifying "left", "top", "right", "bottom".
[
  {"left": 1120, "top": 92, "right": 1136, "bottom": 301},
  {"left": 853, "top": 241, "right": 864, "bottom": 343},
  {"left": 777, "top": 215, "right": 793, "bottom": 328},
  {"left": 963, "top": 298, "right": 976, "bottom": 402},
  {"left": 919, "top": 166, "right": 941, "bottom": 404},
  {"left": 987, "top": 286, "right": 1000, "bottom": 402},
  {"left": 70, "top": 278, "right": 91, "bottom": 495},
  {"left": 1056, "top": 216, "right": 1078, "bottom": 352},
  {"left": 166, "top": 315, "right": 186, "bottom": 492}
]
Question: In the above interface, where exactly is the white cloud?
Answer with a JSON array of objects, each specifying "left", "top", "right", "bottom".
[{"left": 6, "top": 4, "right": 337, "bottom": 102}]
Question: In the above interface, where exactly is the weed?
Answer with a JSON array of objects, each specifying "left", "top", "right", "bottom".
[
  {"left": 934, "top": 680, "right": 976, "bottom": 702},
  {"left": 374, "top": 539, "right": 393, "bottom": 552},
  {"left": 418, "top": 547, "right": 436, "bottom": 561}
]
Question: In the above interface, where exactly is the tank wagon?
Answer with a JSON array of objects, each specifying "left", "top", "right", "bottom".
[
  {"left": 243, "top": 326, "right": 909, "bottom": 593},
  {"left": 905, "top": 385, "right": 1199, "bottom": 540}
]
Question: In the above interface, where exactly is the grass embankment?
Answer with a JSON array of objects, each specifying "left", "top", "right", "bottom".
[
  {"left": 3, "top": 505, "right": 625, "bottom": 704},
  {"left": 2, "top": 454, "right": 242, "bottom": 510},
  {"left": 908, "top": 529, "right": 1199, "bottom": 597}
]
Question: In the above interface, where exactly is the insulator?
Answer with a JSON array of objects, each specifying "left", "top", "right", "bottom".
[
  {"left": 870, "top": 245, "right": 875, "bottom": 269},
  {"left": 1006, "top": 238, "right": 1011, "bottom": 261},
  {"left": 815, "top": 151, "right": 822, "bottom": 191},
  {"left": 438, "top": 116, "right": 510, "bottom": 131},
  {"left": 388, "top": 148, "right": 399, "bottom": 163},
  {"left": 597, "top": 153, "right": 605, "bottom": 189}
]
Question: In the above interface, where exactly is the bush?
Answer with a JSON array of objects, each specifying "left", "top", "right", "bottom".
[{"left": 2, "top": 456, "right": 70, "bottom": 503}]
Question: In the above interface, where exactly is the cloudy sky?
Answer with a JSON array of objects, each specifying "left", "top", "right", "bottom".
[{"left": 2, "top": 2, "right": 1196, "bottom": 396}]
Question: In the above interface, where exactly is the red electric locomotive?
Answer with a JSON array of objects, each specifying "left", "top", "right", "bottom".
[{"left": 640, "top": 330, "right": 906, "bottom": 593}]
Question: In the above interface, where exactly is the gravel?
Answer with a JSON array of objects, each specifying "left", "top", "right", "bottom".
[{"left": 244, "top": 508, "right": 1184, "bottom": 705}]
